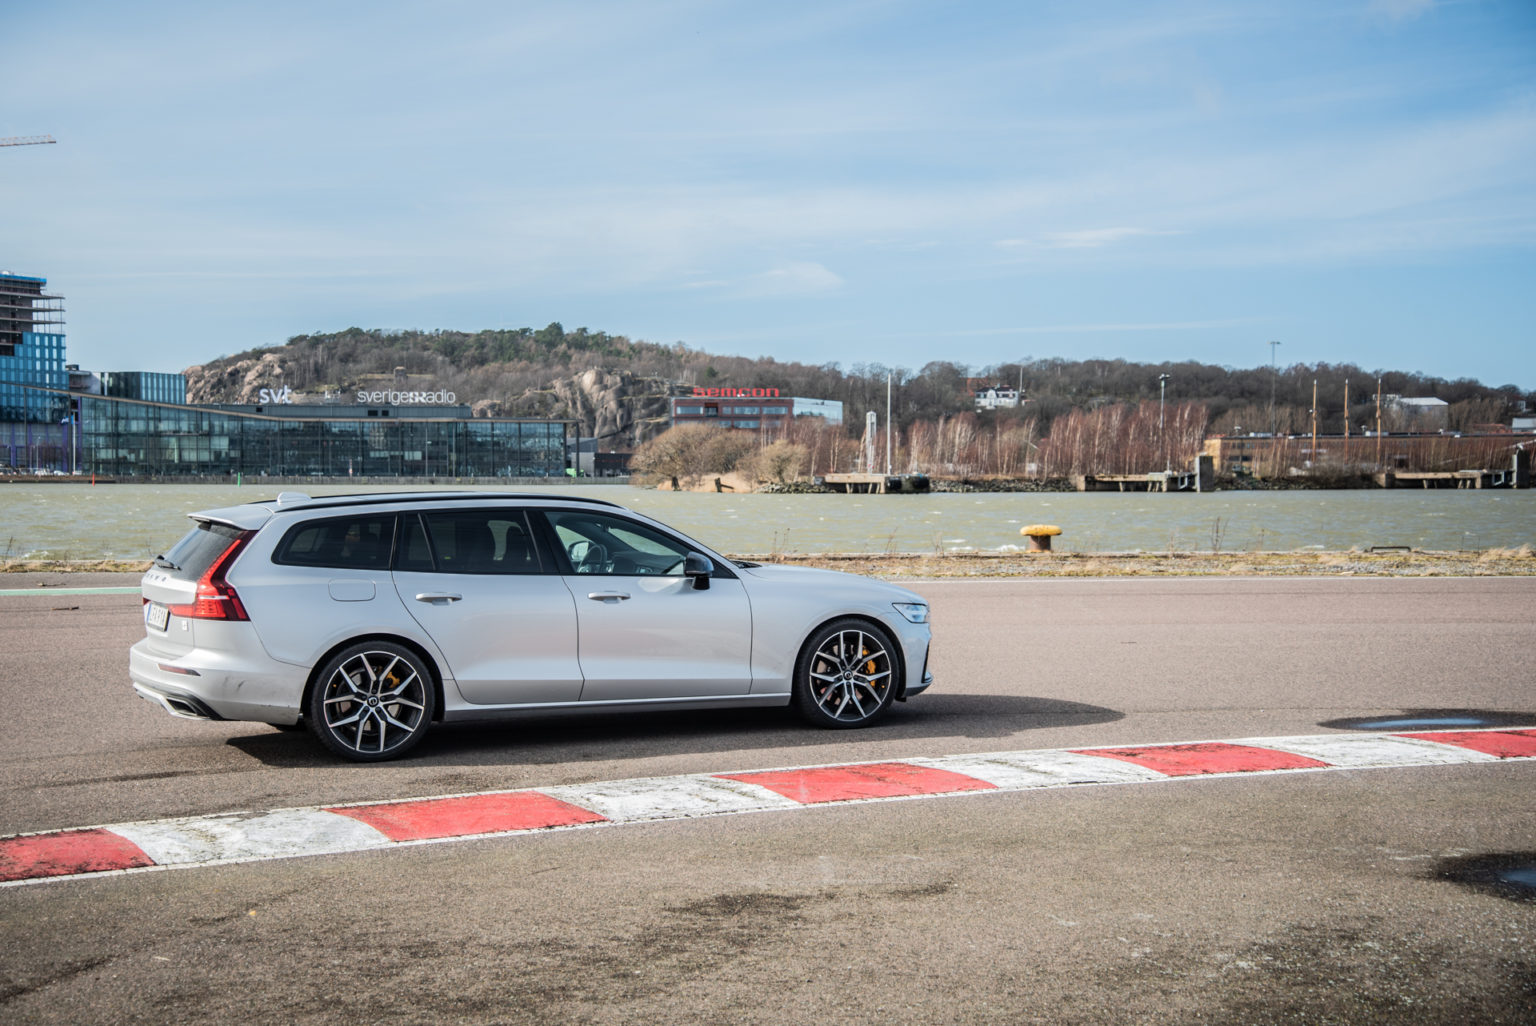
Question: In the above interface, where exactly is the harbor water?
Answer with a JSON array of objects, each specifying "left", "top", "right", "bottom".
[{"left": 2, "top": 483, "right": 1533, "bottom": 561}]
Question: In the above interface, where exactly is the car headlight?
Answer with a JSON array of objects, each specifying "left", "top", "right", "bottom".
[{"left": 892, "top": 602, "right": 929, "bottom": 624}]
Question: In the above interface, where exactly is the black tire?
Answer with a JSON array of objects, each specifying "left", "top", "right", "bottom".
[
  {"left": 308, "top": 642, "right": 435, "bottom": 762},
  {"left": 792, "top": 618, "right": 900, "bottom": 729}
]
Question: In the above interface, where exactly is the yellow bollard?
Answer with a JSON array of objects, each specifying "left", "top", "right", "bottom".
[{"left": 1020, "top": 524, "right": 1062, "bottom": 552}]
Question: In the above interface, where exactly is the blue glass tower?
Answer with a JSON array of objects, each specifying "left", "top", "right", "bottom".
[{"left": 0, "top": 272, "right": 68, "bottom": 423}]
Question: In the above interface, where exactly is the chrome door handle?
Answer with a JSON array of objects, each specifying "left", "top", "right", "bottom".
[
  {"left": 415, "top": 592, "right": 463, "bottom": 604},
  {"left": 587, "top": 591, "right": 631, "bottom": 601}
]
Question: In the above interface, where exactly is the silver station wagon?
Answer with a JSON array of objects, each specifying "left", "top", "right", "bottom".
[{"left": 131, "top": 492, "right": 933, "bottom": 761}]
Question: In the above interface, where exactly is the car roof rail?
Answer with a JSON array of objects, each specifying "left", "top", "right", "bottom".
[{"left": 256, "top": 491, "right": 626, "bottom": 513}]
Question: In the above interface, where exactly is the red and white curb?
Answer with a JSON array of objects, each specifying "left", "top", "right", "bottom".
[{"left": 4, "top": 728, "right": 1533, "bottom": 887}]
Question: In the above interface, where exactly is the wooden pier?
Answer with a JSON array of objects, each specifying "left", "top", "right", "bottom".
[
  {"left": 1076, "top": 456, "right": 1216, "bottom": 493},
  {"left": 1375, "top": 450, "right": 1531, "bottom": 489},
  {"left": 822, "top": 473, "right": 930, "bottom": 494}
]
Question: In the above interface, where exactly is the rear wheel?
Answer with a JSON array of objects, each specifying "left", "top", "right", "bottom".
[
  {"left": 792, "top": 619, "right": 900, "bottom": 728},
  {"left": 308, "top": 642, "right": 435, "bottom": 761}
]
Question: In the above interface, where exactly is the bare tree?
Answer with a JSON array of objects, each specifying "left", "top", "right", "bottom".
[
  {"left": 746, "top": 440, "right": 810, "bottom": 483},
  {"left": 630, "top": 425, "right": 753, "bottom": 489}
]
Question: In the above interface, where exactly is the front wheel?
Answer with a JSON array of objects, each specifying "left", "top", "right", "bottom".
[
  {"left": 308, "top": 642, "right": 435, "bottom": 761},
  {"left": 792, "top": 619, "right": 900, "bottom": 728}
]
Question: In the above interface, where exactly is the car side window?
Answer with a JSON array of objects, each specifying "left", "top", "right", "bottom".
[
  {"left": 273, "top": 515, "right": 395, "bottom": 570},
  {"left": 396, "top": 514, "right": 435, "bottom": 572},
  {"left": 420, "top": 510, "right": 543, "bottom": 574},
  {"left": 542, "top": 510, "right": 689, "bottom": 576}
]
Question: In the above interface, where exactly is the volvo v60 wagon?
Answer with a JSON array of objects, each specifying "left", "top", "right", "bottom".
[{"left": 131, "top": 492, "right": 933, "bottom": 761}]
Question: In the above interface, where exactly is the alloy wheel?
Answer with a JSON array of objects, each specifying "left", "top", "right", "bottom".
[{"left": 313, "top": 646, "right": 431, "bottom": 759}]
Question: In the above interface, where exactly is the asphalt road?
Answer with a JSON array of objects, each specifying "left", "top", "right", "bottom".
[{"left": 2, "top": 575, "right": 1533, "bottom": 1024}]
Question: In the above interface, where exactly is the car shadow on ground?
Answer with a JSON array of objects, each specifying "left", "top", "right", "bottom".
[{"left": 224, "top": 693, "right": 1123, "bottom": 769}]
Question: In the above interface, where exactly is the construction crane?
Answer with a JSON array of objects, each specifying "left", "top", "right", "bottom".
[{"left": 1, "top": 135, "right": 57, "bottom": 148}]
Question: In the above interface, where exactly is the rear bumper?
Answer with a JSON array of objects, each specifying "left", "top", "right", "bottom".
[
  {"left": 133, "top": 682, "right": 223, "bottom": 720},
  {"left": 129, "top": 638, "right": 306, "bottom": 724}
]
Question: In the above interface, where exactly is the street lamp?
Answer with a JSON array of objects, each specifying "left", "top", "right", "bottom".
[
  {"left": 1268, "top": 340, "right": 1282, "bottom": 436},
  {"left": 1158, "top": 373, "right": 1171, "bottom": 472}
]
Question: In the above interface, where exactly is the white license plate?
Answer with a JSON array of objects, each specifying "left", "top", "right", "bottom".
[{"left": 144, "top": 601, "right": 170, "bottom": 632}]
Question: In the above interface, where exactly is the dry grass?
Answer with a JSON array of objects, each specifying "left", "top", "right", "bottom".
[
  {"left": 1, "top": 558, "right": 154, "bottom": 573},
  {"left": 738, "top": 549, "right": 1536, "bottom": 579},
  {"left": 1478, "top": 545, "right": 1534, "bottom": 562}
]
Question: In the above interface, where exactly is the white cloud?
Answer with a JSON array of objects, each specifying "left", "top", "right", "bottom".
[
  {"left": 1369, "top": 0, "right": 1435, "bottom": 22},
  {"left": 881, "top": 318, "right": 1257, "bottom": 338},
  {"left": 999, "top": 227, "right": 1184, "bottom": 250},
  {"left": 684, "top": 262, "right": 845, "bottom": 298}
]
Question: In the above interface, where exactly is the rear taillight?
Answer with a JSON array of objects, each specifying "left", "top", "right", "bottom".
[{"left": 167, "top": 531, "right": 254, "bottom": 621}]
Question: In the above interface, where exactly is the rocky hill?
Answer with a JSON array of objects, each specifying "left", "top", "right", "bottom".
[
  {"left": 183, "top": 326, "right": 688, "bottom": 447},
  {"left": 181, "top": 323, "right": 1532, "bottom": 446}
]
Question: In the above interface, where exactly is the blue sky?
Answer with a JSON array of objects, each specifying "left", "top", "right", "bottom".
[{"left": 5, "top": 0, "right": 1534, "bottom": 388}]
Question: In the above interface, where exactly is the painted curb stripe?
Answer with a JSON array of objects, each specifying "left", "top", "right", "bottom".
[
  {"left": 1071, "top": 742, "right": 1331, "bottom": 777},
  {"left": 1397, "top": 729, "right": 1536, "bottom": 759},
  {"left": 4, "top": 727, "right": 1534, "bottom": 887},
  {"left": 539, "top": 775, "right": 802, "bottom": 823},
  {"left": 111, "top": 809, "right": 393, "bottom": 866},
  {"left": 717, "top": 762, "right": 997, "bottom": 803},
  {"left": 1248, "top": 734, "right": 1500, "bottom": 768},
  {"left": 0, "top": 828, "right": 154, "bottom": 882},
  {"left": 908, "top": 750, "right": 1169, "bottom": 788},
  {"left": 328, "top": 792, "right": 607, "bottom": 842}
]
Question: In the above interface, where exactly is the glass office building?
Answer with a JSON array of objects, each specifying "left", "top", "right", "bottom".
[
  {"left": 78, "top": 395, "right": 572, "bottom": 478},
  {"left": 0, "top": 273, "right": 68, "bottom": 424},
  {"left": 1, "top": 268, "right": 573, "bottom": 476},
  {"left": 100, "top": 371, "right": 187, "bottom": 405}
]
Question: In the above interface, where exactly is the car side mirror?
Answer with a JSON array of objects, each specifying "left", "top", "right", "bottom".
[{"left": 683, "top": 552, "right": 713, "bottom": 590}]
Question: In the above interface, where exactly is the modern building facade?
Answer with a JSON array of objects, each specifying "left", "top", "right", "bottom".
[
  {"left": 1, "top": 265, "right": 577, "bottom": 477},
  {"left": 0, "top": 272, "right": 68, "bottom": 424},
  {"left": 2, "top": 272, "right": 72, "bottom": 470},
  {"left": 670, "top": 392, "right": 844, "bottom": 431},
  {"left": 83, "top": 394, "right": 572, "bottom": 478},
  {"left": 789, "top": 397, "right": 844, "bottom": 424},
  {"left": 3, "top": 382, "right": 575, "bottom": 478},
  {"left": 68, "top": 369, "right": 189, "bottom": 405},
  {"left": 102, "top": 371, "right": 187, "bottom": 405}
]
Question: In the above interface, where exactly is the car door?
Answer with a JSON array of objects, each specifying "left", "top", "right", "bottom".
[
  {"left": 538, "top": 508, "right": 753, "bottom": 702},
  {"left": 392, "top": 509, "right": 583, "bottom": 706}
]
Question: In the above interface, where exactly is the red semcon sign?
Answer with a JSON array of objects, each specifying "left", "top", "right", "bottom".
[{"left": 691, "top": 387, "right": 781, "bottom": 397}]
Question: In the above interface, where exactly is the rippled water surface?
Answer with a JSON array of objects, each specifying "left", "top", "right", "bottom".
[{"left": 1, "top": 483, "right": 1532, "bottom": 559}]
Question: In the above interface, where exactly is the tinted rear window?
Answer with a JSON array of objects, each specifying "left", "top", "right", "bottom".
[
  {"left": 422, "top": 510, "right": 542, "bottom": 574},
  {"left": 161, "top": 522, "right": 245, "bottom": 581},
  {"left": 273, "top": 515, "right": 396, "bottom": 570}
]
